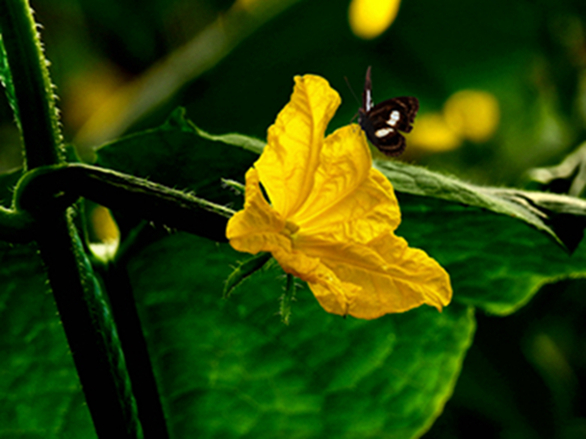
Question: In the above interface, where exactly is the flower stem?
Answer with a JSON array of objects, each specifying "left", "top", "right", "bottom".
[{"left": 0, "top": 1, "right": 143, "bottom": 437}]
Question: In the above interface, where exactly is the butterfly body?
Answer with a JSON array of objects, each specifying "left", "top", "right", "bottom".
[{"left": 358, "top": 66, "right": 419, "bottom": 156}]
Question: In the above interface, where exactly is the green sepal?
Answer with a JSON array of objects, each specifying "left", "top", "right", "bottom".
[
  {"left": 279, "top": 273, "right": 297, "bottom": 325},
  {"left": 223, "top": 251, "right": 273, "bottom": 298}
]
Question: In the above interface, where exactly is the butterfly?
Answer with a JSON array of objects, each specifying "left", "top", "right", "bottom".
[{"left": 358, "top": 66, "right": 419, "bottom": 156}]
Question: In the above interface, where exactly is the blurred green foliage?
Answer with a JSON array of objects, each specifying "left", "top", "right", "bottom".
[
  {"left": 2, "top": 0, "right": 586, "bottom": 437},
  {"left": 16, "top": 0, "right": 584, "bottom": 183}
]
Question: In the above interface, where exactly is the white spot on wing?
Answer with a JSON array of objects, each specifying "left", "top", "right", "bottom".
[
  {"left": 375, "top": 128, "right": 394, "bottom": 138},
  {"left": 387, "top": 110, "right": 400, "bottom": 126}
]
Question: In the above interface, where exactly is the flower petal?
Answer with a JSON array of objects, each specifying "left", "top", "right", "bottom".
[
  {"left": 226, "top": 168, "right": 286, "bottom": 254},
  {"left": 299, "top": 233, "right": 452, "bottom": 319},
  {"left": 294, "top": 131, "right": 402, "bottom": 243},
  {"left": 226, "top": 170, "right": 356, "bottom": 315},
  {"left": 270, "top": 246, "right": 353, "bottom": 315},
  {"left": 304, "top": 274, "right": 361, "bottom": 317},
  {"left": 290, "top": 125, "right": 373, "bottom": 224},
  {"left": 255, "top": 75, "right": 341, "bottom": 219}
]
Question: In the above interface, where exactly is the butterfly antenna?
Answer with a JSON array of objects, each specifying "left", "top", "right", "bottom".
[
  {"left": 344, "top": 75, "right": 361, "bottom": 123},
  {"left": 344, "top": 75, "right": 361, "bottom": 106}
]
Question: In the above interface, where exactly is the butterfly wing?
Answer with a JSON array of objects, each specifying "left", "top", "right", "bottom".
[
  {"left": 372, "top": 97, "right": 419, "bottom": 133},
  {"left": 359, "top": 96, "right": 419, "bottom": 156}
]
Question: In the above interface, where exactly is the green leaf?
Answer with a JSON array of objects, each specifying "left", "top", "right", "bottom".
[
  {"left": 0, "top": 242, "right": 96, "bottom": 438},
  {"left": 126, "top": 233, "right": 475, "bottom": 439},
  {"left": 375, "top": 160, "right": 586, "bottom": 315},
  {"left": 95, "top": 108, "right": 258, "bottom": 205},
  {"left": 396, "top": 193, "right": 586, "bottom": 315},
  {"left": 527, "top": 140, "right": 586, "bottom": 198},
  {"left": 375, "top": 160, "right": 586, "bottom": 252},
  {"left": 189, "top": 119, "right": 265, "bottom": 155}
]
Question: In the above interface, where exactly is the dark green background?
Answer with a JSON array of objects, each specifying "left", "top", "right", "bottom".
[{"left": 2, "top": 0, "right": 586, "bottom": 437}]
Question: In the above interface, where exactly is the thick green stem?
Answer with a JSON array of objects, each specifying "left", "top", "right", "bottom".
[
  {"left": 101, "top": 250, "right": 171, "bottom": 439},
  {"left": 35, "top": 214, "right": 143, "bottom": 437},
  {"left": 0, "top": 0, "right": 62, "bottom": 168},
  {"left": 13, "top": 160, "right": 234, "bottom": 437},
  {"left": 16, "top": 163, "right": 233, "bottom": 242},
  {"left": 13, "top": 161, "right": 236, "bottom": 436},
  {"left": 0, "top": 1, "right": 143, "bottom": 437}
]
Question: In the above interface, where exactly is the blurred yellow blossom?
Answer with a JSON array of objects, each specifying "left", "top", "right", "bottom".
[
  {"left": 444, "top": 90, "right": 500, "bottom": 143},
  {"left": 349, "top": 0, "right": 401, "bottom": 40},
  {"left": 410, "top": 89, "right": 500, "bottom": 152},
  {"left": 408, "top": 113, "right": 462, "bottom": 152},
  {"left": 226, "top": 75, "right": 451, "bottom": 319}
]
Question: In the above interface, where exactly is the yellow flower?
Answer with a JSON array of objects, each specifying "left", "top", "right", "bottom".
[
  {"left": 226, "top": 75, "right": 451, "bottom": 319},
  {"left": 349, "top": 0, "right": 402, "bottom": 40}
]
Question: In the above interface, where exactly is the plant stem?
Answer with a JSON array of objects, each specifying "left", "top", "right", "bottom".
[
  {"left": 0, "top": 0, "right": 61, "bottom": 169},
  {"left": 0, "top": 1, "right": 143, "bottom": 437},
  {"left": 102, "top": 253, "right": 171, "bottom": 439},
  {"left": 16, "top": 163, "right": 233, "bottom": 242},
  {"left": 35, "top": 214, "right": 143, "bottom": 437},
  {"left": 13, "top": 160, "right": 238, "bottom": 436}
]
